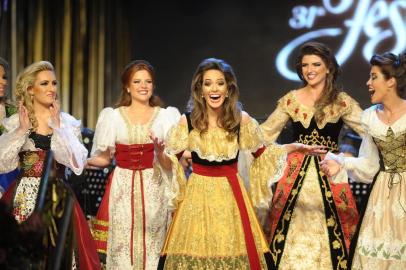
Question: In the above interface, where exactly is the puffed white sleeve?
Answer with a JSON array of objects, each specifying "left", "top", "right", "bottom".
[
  {"left": 0, "top": 114, "right": 29, "bottom": 173},
  {"left": 150, "top": 106, "right": 181, "bottom": 142},
  {"left": 90, "top": 107, "right": 117, "bottom": 156},
  {"left": 50, "top": 112, "right": 88, "bottom": 175},
  {"left": 324, "top": 109, "right": 380, "bottom": 184},
  {"left": 345, "top": 133, "right": 380, "bottom": 183}
]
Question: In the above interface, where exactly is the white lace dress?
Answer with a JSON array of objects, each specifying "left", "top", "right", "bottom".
[
  {"left": 326, "top": 105, "right": 406, "bottom": 270},
  {"left": 90, "top": 106, "right": 180, "bottom": 270},
  {"left": 0, "top": 112, "right": 88, "bottom": 222}
]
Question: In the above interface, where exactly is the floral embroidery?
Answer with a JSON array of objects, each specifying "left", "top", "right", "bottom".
[{"left": 281, "top": 91, "right": 359, "bottom": 129}]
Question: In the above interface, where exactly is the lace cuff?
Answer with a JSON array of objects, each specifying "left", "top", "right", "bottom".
[
  {"left": 161, "top": 152, "right": 187, "bottom": 210},
  {"left": 323, "top": 152, "right": 349, "bottom": 184},
  {"left": 249, "top": 144, "right": 287, "bottom": 209}
]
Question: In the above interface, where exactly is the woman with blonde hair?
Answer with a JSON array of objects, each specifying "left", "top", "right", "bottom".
[{"left": 0, "top": 61, "right": 100, "bottom": 269}]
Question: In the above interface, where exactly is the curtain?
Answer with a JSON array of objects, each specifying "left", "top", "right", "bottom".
[{"left": 0, "top": 0, "right": 133, "bottom": 128}]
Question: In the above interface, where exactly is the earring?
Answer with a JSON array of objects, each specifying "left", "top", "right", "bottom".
[{"left": 127, "top": 89, "right": 130, "bottom": 93}]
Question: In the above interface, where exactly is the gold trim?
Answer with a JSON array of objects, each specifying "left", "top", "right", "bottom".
[
  {"left": 97, "top": 248, "right": 107, "bottom": 254},
  {"left": 92, "top": 219, "right": 109, "bottom": 227},
  {"left": 92, "top": 230, "right": 108, "bottom": 241},
  {"left": 298, "top": 129, "right": 339, "bottom": 152},
  {"left": 119, "top": 106, "right": 160, "bottom": 144}
]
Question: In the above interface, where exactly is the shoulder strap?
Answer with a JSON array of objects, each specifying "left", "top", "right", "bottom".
[{"left": 185, "top": 112, "right": 193, "bottom": 133}]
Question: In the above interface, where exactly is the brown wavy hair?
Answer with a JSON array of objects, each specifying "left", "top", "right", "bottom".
[
  {"left": 15, "top": 61, "right": 55, "bottom": 131},
  {"left": 115, "top": 60, "right": 164, "bottom": 108},
  {"left": 187, "top": 58, "right": 241, "bottom": 137},
  {"left": 295, "top": 42, "right": 341, "bottom": 122},
  {"left": 370, "top": 52, "right": 406, "bottom": 98}
]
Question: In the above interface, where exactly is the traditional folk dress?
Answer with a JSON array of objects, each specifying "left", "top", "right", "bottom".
[
  {"left": 158, "top": 113, "right": 287, "bottom": 270},
  {"left": 260, "top": 91, "right": 363, "bottom": 270},
  {"left": 0, "top": 112, "right": 100, "bottom": 269},
  {"left": 326, "top": 105, "right": 406, "bottom": 269},
  {"left": 91, "top": 106, "right": 180, "bottom": 270}
]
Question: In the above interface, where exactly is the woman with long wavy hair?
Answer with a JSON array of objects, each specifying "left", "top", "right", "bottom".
[
  {"left": 261, "top": 41, "right": 364, "bottom": 270},
  {"left": 158, "top": 58, "right": 323, "bottom": 270}
]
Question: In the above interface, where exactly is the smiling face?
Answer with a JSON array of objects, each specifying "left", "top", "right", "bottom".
[
  {"left": 0, "top": 65, "right": 7, "bottom": 98},
  {"left": 367, "top": 65, "right": 392, "bottom": 104},
  {"left": 128, "top": 69, "right": 153, "bottom": 104},
  {"left": 29, "top": 70, "right": 57, "bottom": 107},
  {"left": 301, "top": 54, "right": 329, "bottom": 88},
  {"left": 202, "top": 69, "right": 228, "bottom": 110}
]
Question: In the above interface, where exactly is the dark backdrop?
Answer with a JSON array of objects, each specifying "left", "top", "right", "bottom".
[{"left": 1, "top": 0, "right": 405, "bottom": 126}]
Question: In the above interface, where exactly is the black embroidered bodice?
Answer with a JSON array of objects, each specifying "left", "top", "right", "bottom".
[{"left": 292, "top": 118, "right": 343, "bottom": 153}]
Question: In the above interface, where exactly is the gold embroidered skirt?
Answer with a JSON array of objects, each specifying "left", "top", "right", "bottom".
[{"left": 160, "top": 173, "right": 270, "bottom": 270}]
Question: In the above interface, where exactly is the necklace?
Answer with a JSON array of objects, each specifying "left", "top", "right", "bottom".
[{"left": 382, "top": 107, "right": 406, "bottom": 125}]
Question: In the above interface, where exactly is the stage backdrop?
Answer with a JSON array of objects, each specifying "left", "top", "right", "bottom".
[{"left": 1, "top": 0, "right": 405, "bottom": 127}]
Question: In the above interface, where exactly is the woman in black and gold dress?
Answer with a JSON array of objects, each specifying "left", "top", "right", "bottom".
[
  {"left": 157, "top": 58, "right": 323, "bottom": 270},
  {"left": 261, "top": 42, "right": 364, "bottom": 270}
]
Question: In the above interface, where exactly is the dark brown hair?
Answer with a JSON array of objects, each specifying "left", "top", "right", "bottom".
[
  {"left": 370, "top": 52, "right": 406, "bottom": 98},
  {"left": 295, "top": 42, "right": 341, "bottom": 122},
  {"left": 187, "top": 58, "right": 241, "bottom": 137},
  {"left": 115, "top": 60, "right": 164, "bottom": 107}
]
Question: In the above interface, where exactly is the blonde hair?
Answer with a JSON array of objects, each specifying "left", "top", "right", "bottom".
[{"left": 15, "top": 61, "right": 55, "bottom": 130}]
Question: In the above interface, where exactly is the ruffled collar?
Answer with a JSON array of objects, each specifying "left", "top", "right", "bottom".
[{"left": 282, "top": 90, "right": 353, "bottom": 129}]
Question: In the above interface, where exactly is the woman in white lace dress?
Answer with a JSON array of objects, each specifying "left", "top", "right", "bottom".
[
  {"left": 322, "top": 52, "right": 406, "bottom": 269},
  {"left": 0, "top": 61, "right": 100, "bottom": 269},
  {"left": 87, "top": 60, "right": 180, "bottom": 270}
]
